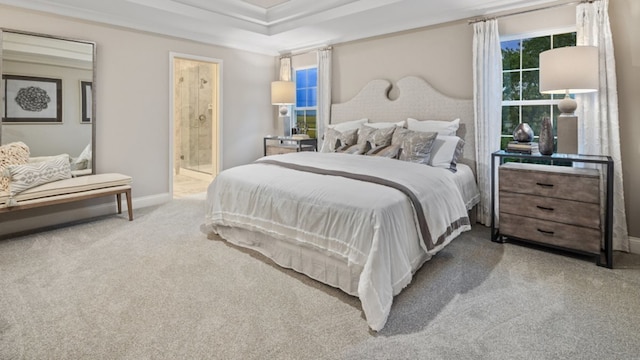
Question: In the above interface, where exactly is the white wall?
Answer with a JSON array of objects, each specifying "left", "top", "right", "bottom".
[{"left": 0, "top": 5, "right": 276, "bottom": 235}]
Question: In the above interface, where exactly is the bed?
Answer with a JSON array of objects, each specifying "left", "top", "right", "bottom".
[{"left": 203, "top": 76, "right": 479, "bottom": 331}]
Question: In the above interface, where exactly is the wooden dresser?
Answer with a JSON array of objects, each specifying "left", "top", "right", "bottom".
[{"left": 498, "top": 162, "right": 601, "bottom": 255}]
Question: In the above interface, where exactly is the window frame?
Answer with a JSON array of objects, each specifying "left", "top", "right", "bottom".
[
  {"left": 293, "top": 65, "right": 318, "bottom": 138},
  {"left": 500, "top": 26, "right": 577, "bottom": 149}
]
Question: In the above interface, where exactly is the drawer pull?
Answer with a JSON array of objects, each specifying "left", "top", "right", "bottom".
[
  {"left": 536, "top": 205, "right": 555, "bottom": 211},
  {"left": 537, "top": 229, "right": 555, "bottom": 236},
  {"left": 536, "top": 182, "right": 554, "bottom": 188}
]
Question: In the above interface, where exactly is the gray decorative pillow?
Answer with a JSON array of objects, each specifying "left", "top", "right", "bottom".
[
  {"left": 391, "top": 127, "right": 411, "bottom": 146},
  {"left": 372, "top": 144, "right": 401, "bottom": 159},
  {"left": 357, "top": 125, "right": 396, "bottom": 154},
  {"left": 392, "top": 128, "right": 438, "bottom": 164},
  {"left": 7, "top": 154, "right": 72, "bottom": 197},
  {"left": 337, "top": 144, "right": 361, "bottom": 154},
  {"left": 321, "top": 128, "right": 358, "bottom": 153}
]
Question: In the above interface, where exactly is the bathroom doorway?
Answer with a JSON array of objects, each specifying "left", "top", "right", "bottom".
[{"left": 170, "top": 54, "right": 222, "bottom": 198}]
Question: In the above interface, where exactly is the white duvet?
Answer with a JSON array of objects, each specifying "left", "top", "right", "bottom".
[{"left": 204, "top": 152, "right": 471, "bottom": 331}]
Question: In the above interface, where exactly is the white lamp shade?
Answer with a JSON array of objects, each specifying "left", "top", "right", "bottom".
[
  {"left": 539, "top": 46, "right": 599, "bottom": 94},
  {"left": 271, "top": 81, "right": 295, "bottom": 105}
]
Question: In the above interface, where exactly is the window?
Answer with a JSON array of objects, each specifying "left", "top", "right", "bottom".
[
  {"left": 294, "top": 67, "right": 317, "bottom": 138},
  {"left": 501, "top": 31, "right": 576, "bottom": 150}
]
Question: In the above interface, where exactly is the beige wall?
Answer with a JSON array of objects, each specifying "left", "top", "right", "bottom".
[
  {"left": 610, "top": 0, "right": 640, "bottom": 238},
  {"left": 331, "top": 3, "right": 639, "bottom": 238},
  {"left": 333, "top": 22, "right": 473, "bottom": 102},
  {"left": 0, "top": 5, "right": 275, "bottom": 235}
]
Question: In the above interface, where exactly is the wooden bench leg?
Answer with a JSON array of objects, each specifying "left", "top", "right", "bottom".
[
  {"left": 116, "top": 193, "right": 122, "bottom": 214},
  {"left": 125, "top": 189, "right": 133, "bottom": 221}
]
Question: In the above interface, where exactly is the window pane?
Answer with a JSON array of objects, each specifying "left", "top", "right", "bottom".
[
  {"left": 306, "top": 110, "right": 317, "bottom": 138},
  {"left": 521, "top": 70, "right": 549, "bottom": 100},
  {"left": 307, "top": 88, "right": 317, "bottom": 107},
  {"left": 502, "top": 106, "right": 519, "bottom": 136},
  {"left": 553, "top": 32, "right": 576, "bottom": 49},
  {"left": 307, "top": 68, "right": 317, "bottom": 86},
  {"left": 503, "top": 72, "right": 520, "bottom": 101},
  {"left": 295, "top": 69, "right": 307, "bottom": 88},
  {"left": 522, "top": 36, "right": 550, "bottom": 69},
  {"left": 296, "top": 89, "right": 306, "bottom": 107},
  {"left": 501, "top": 40, "right": 520, "bottom": 70},
  {"left": 522, "top": 105, "right": 552, "bottom": 137}
]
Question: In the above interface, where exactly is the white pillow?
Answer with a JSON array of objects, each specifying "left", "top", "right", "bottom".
[
  {"left": 364, "top": 120, "right": 406, "bottom": 129},
  {"left": 327, "top": 118, "right": 368, "bottom": 132},
  {"left": 7, "top": 154, "right": 72, "bottom": 197},
  {"left": 429, "top": 135, "right": 465, "bottom": 172},
  {"left": 407, "top": 118, "right": 460, "bottom": 136},
  {"left": 76, "top": 143, "right": 92, "bottom": 164}
]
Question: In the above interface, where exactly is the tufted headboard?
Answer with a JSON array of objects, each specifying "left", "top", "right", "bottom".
[{"left": 330, "top": 76, "right": 475, "bottom": 172}]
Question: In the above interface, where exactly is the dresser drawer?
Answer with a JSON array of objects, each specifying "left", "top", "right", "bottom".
[
  {"left": 499, "top": 162, "right": 600, "bottom": 203},
  {"left": 265, "top": 145, "right": 315, "bottom": 156},
  {"left": 500, "top": 213, "right": 600, "bottom": 254},
  {"left": 499, "top": 192, "right": 600, "bottom": 229}
]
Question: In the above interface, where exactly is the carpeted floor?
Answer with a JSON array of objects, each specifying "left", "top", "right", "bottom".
[{"left": 1, "top": 195, "right": 639, "bottom": 359}]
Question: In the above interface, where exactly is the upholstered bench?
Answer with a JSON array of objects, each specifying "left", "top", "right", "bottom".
[{"left": 0, "top": 173, "right": 133, "bottom": 220}]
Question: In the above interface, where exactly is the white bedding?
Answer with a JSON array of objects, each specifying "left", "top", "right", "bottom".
[{"left": 204, "top": 152, "right": 474, "bottom": 331}]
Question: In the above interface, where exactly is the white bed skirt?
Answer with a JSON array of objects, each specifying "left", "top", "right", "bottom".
[{"left": 214, "top": 225, "right": 433, "bottom": 297}]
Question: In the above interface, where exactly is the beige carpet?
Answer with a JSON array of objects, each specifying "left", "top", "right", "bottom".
[{"left": 1, "top": 195, "right": 639, "bottom": 359}]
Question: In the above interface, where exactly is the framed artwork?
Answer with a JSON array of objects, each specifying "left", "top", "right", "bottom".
[
  {"left": 80, "top": 81, "right": 92, "bottom": 123},
  {"left": 3, "top": 75, "right": 62, "bottom": 123}
]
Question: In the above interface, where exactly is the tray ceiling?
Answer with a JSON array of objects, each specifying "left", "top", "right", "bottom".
[{"left": 0, "top": 0, "right": 572, "bottom": 55}]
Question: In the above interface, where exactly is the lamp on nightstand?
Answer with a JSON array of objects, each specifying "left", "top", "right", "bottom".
[
  {"left": 271, "top": 80, "right": 296, "bottom": 137},
  {"left": 539, "top": 46, "right": 599, "bottom": 154}
]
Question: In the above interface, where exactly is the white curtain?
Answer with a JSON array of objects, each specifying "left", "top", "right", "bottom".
[
  {"left": 472, "top": 20, "right": 503, "bottom": 225},
  {"left": 279, "top": 57, "right": 291, "bottom": 81},
  {"left": 279, "top": 57, "right": 292, "bottom": 133},
  {"left": 317, "top": 48, "right": 332, "bottom": 139},
  {"left": 576, "top": 0, "right": 629, "bottom": 252}
]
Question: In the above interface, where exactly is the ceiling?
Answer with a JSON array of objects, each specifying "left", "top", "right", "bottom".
[{"left": 0, "top": 0, "right": 571, "bottom": 55}]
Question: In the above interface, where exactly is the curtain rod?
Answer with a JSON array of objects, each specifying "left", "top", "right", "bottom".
[
  {"left": 279, "top": 46, "right": 332, "bottom": 59},
  {"left": 467, "top": 0, "right": 596, "bottom": 25}
]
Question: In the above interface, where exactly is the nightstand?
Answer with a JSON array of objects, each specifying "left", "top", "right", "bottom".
[
  {"left": 490, "top": 150, "right": 614, "bottom": 268},
  {"left": 263, "top": 136, "right": 317, "bottom": 156}
]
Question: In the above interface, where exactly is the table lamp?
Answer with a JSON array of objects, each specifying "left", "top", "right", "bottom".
[
  {"left": 539, "top": 46, "right": 598, "bottom": 154},
  {"left": 271, "top": 81, "right": 295, "bottom": 136}
]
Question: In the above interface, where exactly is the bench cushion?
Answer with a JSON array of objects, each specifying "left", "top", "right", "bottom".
[{"left": 9, "top": 173, "right": 132, "bottom": 203}]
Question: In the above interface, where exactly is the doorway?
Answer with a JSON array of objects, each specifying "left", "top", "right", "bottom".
[{"left": 170, "top": 54, "right": 221, "bottom": 198}]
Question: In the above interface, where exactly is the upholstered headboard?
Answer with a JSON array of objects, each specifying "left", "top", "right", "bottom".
[{"left": 330, "top": 76, "right": 475, "bottom": 172}]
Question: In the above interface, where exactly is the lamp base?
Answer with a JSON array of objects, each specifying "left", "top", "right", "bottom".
[
  {"left": 557, "top": 115, "right": 577, "bottom": 154},
  {"left": 558, "top": 94, "right": 577, "bottom": 115},
  {"left": 280, "top": 115, "right": 291, "bottom": 137}
]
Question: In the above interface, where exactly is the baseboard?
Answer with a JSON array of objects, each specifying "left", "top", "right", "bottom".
[
  {"left": 630, "top": 236, "right": 640, "bottom": 255},
  {"left": 0, "top": 192, "right": 172, "bottom": 237}
]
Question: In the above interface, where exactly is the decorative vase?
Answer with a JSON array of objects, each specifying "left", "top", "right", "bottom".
[
  {"left": 513, "top": 123, "right": 534, "bottom": 143},
  {"left": 538, "top": 117, "right": 554, "bottom": 155}
]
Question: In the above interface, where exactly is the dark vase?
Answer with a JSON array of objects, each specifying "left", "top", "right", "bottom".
[{"left": 539, "top": 117, "right": 554, "bottom": 155}]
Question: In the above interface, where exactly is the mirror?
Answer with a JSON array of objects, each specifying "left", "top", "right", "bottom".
[{"left": 0, "top": 29, "right": 95, "bottom": 175}]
